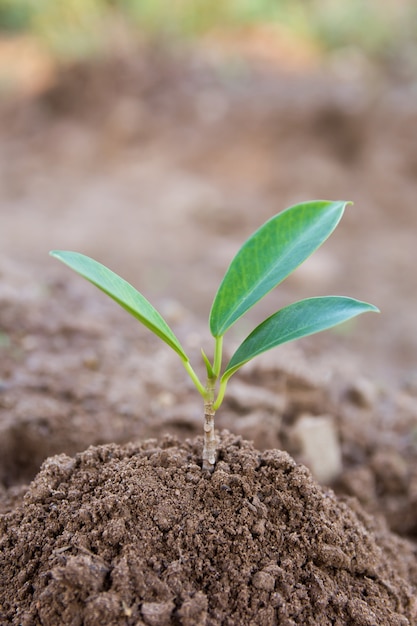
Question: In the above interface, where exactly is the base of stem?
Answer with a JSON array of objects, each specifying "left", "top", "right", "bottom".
[
  {"left": 202, "top": 414, "right": 217, "bottom": 472},
  {"left": 202, "top": 453, "right": 216, "bottom": 473},
  {"left": 202, "top": 376, "right": 217, "bottom": 472}
]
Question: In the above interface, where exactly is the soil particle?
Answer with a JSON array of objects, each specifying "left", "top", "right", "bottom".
[{"left": 1, "top": 432, "right": 416, "bottom": 625}]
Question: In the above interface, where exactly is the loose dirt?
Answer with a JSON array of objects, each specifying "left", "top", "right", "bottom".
[{"left": 1, "top": 433, "right": 417, "bottom": 626}]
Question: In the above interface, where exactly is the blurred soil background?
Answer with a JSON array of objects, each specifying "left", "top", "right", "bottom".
[{"left": 1, "top": 0, "right": 417, "bottom": 538}]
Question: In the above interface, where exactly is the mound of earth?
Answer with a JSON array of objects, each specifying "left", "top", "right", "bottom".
[{"left": 1, "top": 432, "right": 416, "bottom": 625}]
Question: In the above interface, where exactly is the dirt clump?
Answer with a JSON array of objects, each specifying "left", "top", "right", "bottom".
[{"left": 1, "top": 432, "right": 416, "bottom": 625}]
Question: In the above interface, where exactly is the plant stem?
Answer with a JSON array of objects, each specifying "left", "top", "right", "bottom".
[
  {"left": 213, "top": 335, "right": 223, "bottom": 378},
  {"left": 213, "top": 375, "right": 228, "bottom": 411},
  {"left": 202, "top": 374, "right": 217, "bottom": 472},
  {"left": 182, "top": 360, "right": 206, "bottom": 397}
]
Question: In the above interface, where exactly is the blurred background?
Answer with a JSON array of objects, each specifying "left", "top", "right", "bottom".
[{"left": 0, "top": 0, "right": 416, "bottom": 386}]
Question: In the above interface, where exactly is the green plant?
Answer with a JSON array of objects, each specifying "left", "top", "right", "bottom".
[{"left": 50, "top": 200, "right": 378, "bottom": 470}]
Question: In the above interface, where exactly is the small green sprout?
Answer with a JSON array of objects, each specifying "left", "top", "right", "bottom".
[{"left": 50, "top": 200, "right": 379, "bottom": 471}]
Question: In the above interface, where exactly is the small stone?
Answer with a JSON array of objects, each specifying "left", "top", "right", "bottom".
[
  {"left": 345, "top": 377, "right": 378, "bottom": 408},
  {"left": 252, "top": 570, "right": 276, "bottom": 592},
  {"left": 293, "top": 414, "right": 342, "bottom": 483},
  {"left": 141, "top": 600, "right": 175, "bottom": 626}
]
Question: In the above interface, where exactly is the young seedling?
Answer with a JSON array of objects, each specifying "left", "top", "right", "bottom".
[{"left": 50, "top": 200, "right": 379, "bottom": 471}]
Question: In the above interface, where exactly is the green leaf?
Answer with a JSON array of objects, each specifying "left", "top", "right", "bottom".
[
  {"left": 49, "top": 250, "right": 189, "bottom": 362},
  {"left": 201, "top": 348, "right": 215, "bottom": 379},
  {"left": 209, "top": 200, "right": 350, "bottom": 337},
  {"left": 222, "top": 296, "right": 379, "bottom": 380}
]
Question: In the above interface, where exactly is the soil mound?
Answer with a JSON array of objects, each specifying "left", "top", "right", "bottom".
[{"left": 1, "top": 432, "right": 416, "bottom": 625}]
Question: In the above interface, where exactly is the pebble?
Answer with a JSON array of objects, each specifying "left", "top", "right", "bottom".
[
  {"left": 252, "top": 570, "right": 276, "bottom": 592},
  {"left": 292, "top": 414, "right": 342, "bottom": 483},
  {"left": 345, "top": 377, "right": 378, "bottom": 408},
  {"left": 141, "top": 600, "right": 175, "bottom": 626}
]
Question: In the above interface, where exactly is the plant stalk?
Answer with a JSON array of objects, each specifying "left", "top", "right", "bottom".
[
  {"left": 213, "top": 375, "right": 228, "bottom": 411},
  {"left": 202, "top": 375, "right": 217, "bottom": 472},
  {"left": 183, "top": 359, "right": 206, "bottom": 397},
  {"left": 213, "top": 335, "right": 223, "bottom": 378}
]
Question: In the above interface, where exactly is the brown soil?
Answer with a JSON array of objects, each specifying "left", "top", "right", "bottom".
[
  {"left": 1, "top": 433, "right": 417, "bottom": 626},
  {"left": 1, "top": 44, "right": 417, "bottom": 623}
]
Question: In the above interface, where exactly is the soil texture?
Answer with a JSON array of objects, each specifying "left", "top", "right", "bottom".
[{"left": 1, "top": 433, "right": 417, "bottom": 626}]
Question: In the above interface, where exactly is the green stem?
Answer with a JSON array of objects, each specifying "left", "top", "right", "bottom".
[
  {"left": 213, "top": 335, "right": 223, "bottom": 378},
  {"left": 182, "top": 360, "right": 206, "bottom": 397},
  {"left": 213, "top": 375, "right": 228, "bottom": 411}
]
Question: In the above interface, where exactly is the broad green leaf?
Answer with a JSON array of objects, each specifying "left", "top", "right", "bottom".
[
  {"left": 222, "top": 296, "right": 379, "bottom": 381},
  {"left": 50, "top": 250, "right": 189, "bottom": 362},
  {"left": 210, "top": 200, "right": 350, "bottom": 338}
]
